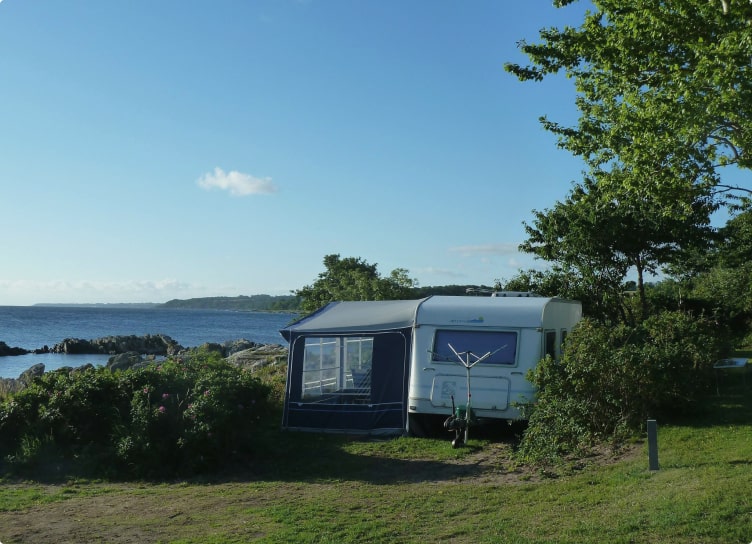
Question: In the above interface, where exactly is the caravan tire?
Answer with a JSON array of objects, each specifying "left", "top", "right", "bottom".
[
  {"left": 408, "top": 413, "right": 446, "bottom": 438},
  {"left": 408, "top": 413, "right": 430, "bottom": 438}
]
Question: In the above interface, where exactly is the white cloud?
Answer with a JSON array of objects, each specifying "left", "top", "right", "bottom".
[{"left": 197, "top": 167, "right": 278, "bottom": 197}]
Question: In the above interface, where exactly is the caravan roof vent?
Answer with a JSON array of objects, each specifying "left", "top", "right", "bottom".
[{"left": 491, "top": 291, "right": 541, "bottom": 297}]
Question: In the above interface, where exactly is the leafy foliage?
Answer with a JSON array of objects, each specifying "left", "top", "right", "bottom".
[
  {"left": 670, "top": 206, "right": 752, "bottom": 340},
  {"left": 519, "top": 174, "right": 715, "bottom": 322},
  {"left": 0, "top": 351, "right": 274, "bottom": 478},
  {"left": 506, "top": 0, "right": 752, "bottom": 201},
  {"left": 503, "top": 1, "right": 752, "bottom": 324},
  {"left": 410, "top": 284, "right": 498, "bottom": 297},
  {"left": 294, "top": 254, "right": 418, "bottom": 313},
  {"left": 517, "top": 312, "right": 726, "bottom": 464}
]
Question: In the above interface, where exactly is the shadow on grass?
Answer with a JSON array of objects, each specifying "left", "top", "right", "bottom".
[
  {"left": 228, "top": 420, "right": 525, "bottom": 486},
  {"left": 0, "top": 420, "right": 524, "bottom": 487},
  {"left": 662, "top": 385, "right": 752, "bottom": 428}
]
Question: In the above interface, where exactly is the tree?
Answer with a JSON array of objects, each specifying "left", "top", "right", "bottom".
[
  {"left": 518, "top": 171, "right": 714, "bottom": 322},
  {"left": 503, "top": 0, "right": 746, "bottom": 321},
  {"left": 505, "top": 0, "right": 752, "bottom": 206},
  {"left": 499, "top": 267, "right": 619, "bottom": 322},
  {"left": 716, "top": 202, "right": 752, "bottom": 268},
  {"left": 294, "top": 254, "right": 417, "bottom": 313},
  {"left": 686, "top": 205, "right": 752, "bottom": 335}
]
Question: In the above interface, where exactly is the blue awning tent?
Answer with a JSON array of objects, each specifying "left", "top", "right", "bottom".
[{"left": 279, "top": 299, "right": 426, "bottom": 435}]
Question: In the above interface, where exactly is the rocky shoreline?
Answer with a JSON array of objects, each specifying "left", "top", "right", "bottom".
[
  {"left": 0, "top": 335, "right": 289, "bottom": 396},
  {"left": 1, "top": 334, "right": 185, "bottom": 357}
]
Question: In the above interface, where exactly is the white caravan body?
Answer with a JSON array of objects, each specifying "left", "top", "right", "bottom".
[{"left": 407, "top": 296, "right": 582, "bottom": 424}]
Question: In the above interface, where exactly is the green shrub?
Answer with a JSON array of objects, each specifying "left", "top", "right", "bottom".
[
  {"left": 517, "top": 311, "right": 725, "bottom": 464},
  {"left": 252, "top": 362, "right": 288, "bottom": 406},
  {"left": 0, "top": 351, "right": 274, "bottom": 478}
]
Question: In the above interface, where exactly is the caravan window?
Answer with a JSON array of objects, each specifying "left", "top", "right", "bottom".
[
  {"left": 431, "top": 330, "right": 517, "bottom": 365},
  {"left": 545, "top": 330, "right": 557, "bottom": 359},
  {"left": 301, "top": 336, "right": 373, "bottom": 401}
]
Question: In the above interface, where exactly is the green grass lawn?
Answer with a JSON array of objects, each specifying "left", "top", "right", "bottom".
[{"left": 1, "top": 388, "right": 751, "bottom": 543}]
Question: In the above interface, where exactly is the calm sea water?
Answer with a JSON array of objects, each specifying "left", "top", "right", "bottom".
[{"left": 0, "top": 306, "right": 297, "bottom": 379}]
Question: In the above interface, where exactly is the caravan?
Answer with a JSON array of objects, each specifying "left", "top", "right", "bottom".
[{"left": 280, "top": 295, "right": 582, "bottom": 436}]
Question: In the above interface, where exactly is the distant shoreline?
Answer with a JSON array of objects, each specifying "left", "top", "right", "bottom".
[{"left": 33, "top": 303, "right": 159, "bottom": 308}]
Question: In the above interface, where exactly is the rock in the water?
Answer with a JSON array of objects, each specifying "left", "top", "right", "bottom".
[
  {"left": 52, "top": 334, "right": 183, "bottom": 356},
  {"left": 0, "top": 341, "right": 30, "bottom": 356}
]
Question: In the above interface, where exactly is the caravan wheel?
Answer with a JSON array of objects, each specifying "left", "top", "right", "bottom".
[
  {"left": 408, "top": 413, "right": 447, "bottom": 438},
  {"left": 407, "top": 413, "right": 427, "bottom": 438}
]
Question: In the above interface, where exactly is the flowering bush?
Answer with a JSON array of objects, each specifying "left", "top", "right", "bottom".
[{"left": 0, "top": 350, "right": 274, "bottom": 477}]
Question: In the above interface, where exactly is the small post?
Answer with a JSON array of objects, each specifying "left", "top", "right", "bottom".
[{"left": 647, "top": 419, "right": 659, "bottom": 471}]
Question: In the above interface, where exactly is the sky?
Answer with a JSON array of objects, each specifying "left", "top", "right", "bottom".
[{"left": 0, "top": 0, "right": 599, "bottom": 306}]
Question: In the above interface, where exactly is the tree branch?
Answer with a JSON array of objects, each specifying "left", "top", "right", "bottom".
[{"left": 713, "top": 184, "right": 752, "bottom": 196}]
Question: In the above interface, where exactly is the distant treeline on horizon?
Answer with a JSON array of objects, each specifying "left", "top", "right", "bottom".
[
  {"left": 161, "top": 286, "right": 495, "bottom": 311},
  {"left": 161, "top": 294, "right": 301, "bottom": 311},
  {"left": 33, "top": 285, "right": 496, "bottom": 312}
]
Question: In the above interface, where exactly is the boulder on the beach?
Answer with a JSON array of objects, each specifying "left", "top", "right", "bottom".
[
  {"left": 193, "top": 342, "right": 225, "bottom": 355},
  {"left": 19, "top": 363, "right": 45, "bottom": 385},
  {"left": 106, "top": 351, "right": 145, "bottom": 372},
  {"left": 190, "top": 339, "right": 258, "bottom": 358},
  {"left": 226, "top": 344, "right": 288, "bottom": 370},
  {"left": 223, "top": 339, "right": 257, "bottom": 356}
]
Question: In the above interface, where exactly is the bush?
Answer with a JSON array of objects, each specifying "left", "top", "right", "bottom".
[
  {"left": 517, "top": 311, "right": 726, "bottom": 464},
  {"left": 0, "top": 351, "right": 274, "bottom": 478}
]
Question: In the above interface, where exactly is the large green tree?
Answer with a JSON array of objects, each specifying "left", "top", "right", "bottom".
[
  {"left": 502, "top": 0, "right": 751, "bottom": 321},
  {"left": 506, "top": 0, "right": 752, "bottom": 173},
  {"left": 519, "top": 172, "right": 714, "bottom": 321},
  {"left": 505, "top": 0, "right": 752, "bottom": 205},
  {"left": 294, "top": 254, "right": 417, "bottom": 313}
]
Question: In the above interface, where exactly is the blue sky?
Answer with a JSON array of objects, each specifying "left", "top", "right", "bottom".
[{"left": 0, "top": 0, "right": 596, "bottom": 305}]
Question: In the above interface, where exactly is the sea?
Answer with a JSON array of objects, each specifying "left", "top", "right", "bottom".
[{"left": 0, "top": 305, "right": 298, "bottom": 379}]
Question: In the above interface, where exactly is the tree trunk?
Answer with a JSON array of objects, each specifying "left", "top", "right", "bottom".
[{"left": 635, "top": 255, "right": 648, "bottom": 320}]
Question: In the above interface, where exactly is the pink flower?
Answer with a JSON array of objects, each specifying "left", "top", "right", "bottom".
[
  {"left": 162, "top": 393, "right": 170, "bottom": 400},
  {"left": 158, "top": 406, "right": 166, "bottom": 414},
  {"left": 204, "top": 390, "right": 210, "bottom": 396},
  {"left": 142, "top": 388, "right": 149, "bottom": 394}
]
